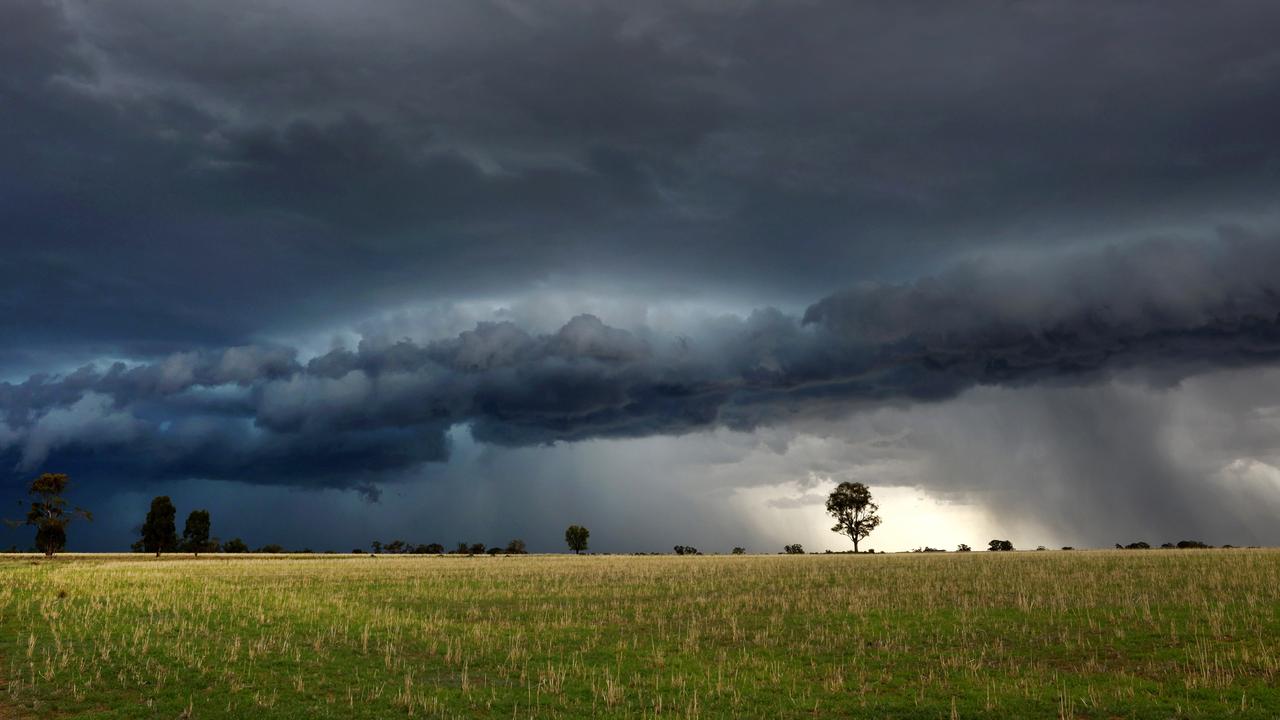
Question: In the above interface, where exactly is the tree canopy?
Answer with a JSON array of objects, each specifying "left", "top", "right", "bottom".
[
  {"left": 826, "top": 482, "right": 882, "bottom": 552},
  {"left": 141, "top": 496, "right": 178, "bottom": 557},
  {"left": 565, "top": 525, "right": 589, "bottom": 554},
  {"left": 182, "top": 510, "right": 212, "bottom": 556},
  {"left": 8, "top": 473, "right": 91, "bottom": 557}
]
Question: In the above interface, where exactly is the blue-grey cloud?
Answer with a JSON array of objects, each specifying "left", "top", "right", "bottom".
[
  {"left": 4, "top": 1, "right": 1280, "bottom": 371},
  {"left": 5, "top": 234, "right": 1280, "bottom": 495}
]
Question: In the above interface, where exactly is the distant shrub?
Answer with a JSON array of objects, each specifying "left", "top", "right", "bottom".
[
  {"left": 425, "top": 543, "right": 445, "bottom": 554},
  {"left": 956, "top": 544, "right": 972, "bottom": 552},
  {"left": 987, "top": 539, "right": 1014, "bottom": 552},
  {"left": 911, "top": 547, "right": 946, "bottom": 553},
  {"left": 783, "top": 544, "right": 804, "bottom": 555},
  {"left": 1176, "top": 540, "right": 1211, "bottom": 549},
  {"left": 1122, "top": 541, "right": 1150, "bottom": 550},
  {"left": 222, "top": 537, "right": 249, "bottom": 554},
  {"left": 1061, "top": 546, "right": 1074, "bottom": 551},
  {"left": 468, "top": 543, "right": 486, "bottom": 555},
  {"left": 1161, "top": 542, "right": 1175, "bottom": 549},
  {"left": 731, "top": 547, "right": 746, "bottom": 555},
  {"left": 352, "top": 548, "right": 365, "bottom": 554}
]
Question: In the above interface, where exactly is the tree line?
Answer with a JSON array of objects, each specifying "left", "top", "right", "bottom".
[{"left": 7, "top": 473, "right": 1246, "bottom": 557}]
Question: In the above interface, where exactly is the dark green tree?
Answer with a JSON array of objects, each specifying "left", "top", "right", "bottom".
[
  {"left": 825, "top": 482, "right": 881, "bottom": 552},
  {"left": 222, "top": 537, "right": 249, "bottom": 553},
  {"left": 181, "top": 509, "right": 211, "bottom": 556},
  {"left": 7, "top": 473, "right": 91, "bottom": 557},
  {"left": 505, "top": 538, "right": 527, "bottom": 554},
  {"left": 565, "top": 525, "right": 589, "bottom": 554},
  {"left": 140, "top": 496, "right": 178, "bottom": 557}
]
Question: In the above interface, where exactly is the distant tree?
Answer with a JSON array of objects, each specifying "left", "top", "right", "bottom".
[
  {"left": 1035, "top": 545, "right": 1047, "bottom": 551},
  {"left": 453, "top": 542, "right": 469, "bottom": 554},
  {"left": 384, "top": 539, "right": 407, "bottom": 554},
  {"left": 673, "top": 545, "right": 700, "bottom": 555},
  {"left": 1122, "top": 541, "right": 1150, "bottom": 550},
  {"left": 255, "top": 543, "right": 284, "bottom": 553},
  {"left": 351, "top": 548, "right": 366, "bottom": 554},
  {"left": 425, "top": 543, "right": 445, "bottom": 554},
  {"left": 370, "top": 540, "right": 383, "bottom": 554},
  {"left": 505, "top": 539, "right": 527, "bottom": 554},
  {"left": 732, "top": 547, "right": 746, "bottom": 555},
  {"left": 956, "top": 544, "right": 972, "bottom": 552},
  {"left": 6, "top": 473, "right": 92, "bottom": 557},
  {"left": 468, "top": 542, "right": 486, "bottom": 555},
  {"left": 783, "top": 543, "right": 804, "bottom": 555},
  {"left": 826, "top": 482, "right": 882, "bottom": 552},
  {"left": 565, "top": 525, "right": 589, "bottom": 554},
  {"left": 1061, "top": 546, "right": 1074, "bottom": 551},
  {"left": 486, "top": 546, "right": 502, "bottom": 555},
  {"left": 222, "top": 537, "right": 249, "bottom": 553},
  {"left": 141, "top": 496, "right": 179, "bottom": 557},
  {"left": 987, "top": 539, "right": 1014, "bottom": 551},
  {"left": 181, "top": 510, "right": 212, "bottom": 556},
  {"left": 1176, "top": 540, "right": 1210, "bottom": 549}
]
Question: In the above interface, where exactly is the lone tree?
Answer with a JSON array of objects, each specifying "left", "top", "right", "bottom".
[
  {"left": 140, "top": 496, "right": 178, "bottom": 557},
  {"left": 825, "top": 481, "right": 881, "bottom": 552},
  {"left": 182, "top": 510, "right": 211, "bottom": 556},
  {"left": 7, "top": 473, "right": 91, "bottom": 557},
  {"left": 565, "top": 525, "right": 589, "bottom": 554}
]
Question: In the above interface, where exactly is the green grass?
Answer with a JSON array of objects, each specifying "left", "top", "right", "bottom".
[{"left": 2, "top": 550, "right": 1279, "bottom": 718}]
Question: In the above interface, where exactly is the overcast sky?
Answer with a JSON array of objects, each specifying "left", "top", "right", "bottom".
[{"left": 4, "top": 1, "right": 1280, "bottom": 552}]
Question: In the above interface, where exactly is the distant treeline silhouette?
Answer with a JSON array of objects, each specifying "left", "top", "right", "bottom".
[{"left": 4, "top": 473, "right": 1256, "bottom": 556}]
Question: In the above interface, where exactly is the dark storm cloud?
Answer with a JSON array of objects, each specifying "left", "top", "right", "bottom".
[
  {"left": 5, "top": 234, "right": 1280, "bottom": 493},
  {"left": 4, "top": 0, "right": 1280, "bottom": 365}
]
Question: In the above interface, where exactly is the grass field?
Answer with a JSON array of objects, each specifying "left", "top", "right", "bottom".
[{"left": 2, "top": 550, "right": 1279, "bottom": 719}]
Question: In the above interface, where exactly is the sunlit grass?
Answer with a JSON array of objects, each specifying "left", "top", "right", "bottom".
[{"left": 2, "top": 550, "right": 1278, "bottom": 718}]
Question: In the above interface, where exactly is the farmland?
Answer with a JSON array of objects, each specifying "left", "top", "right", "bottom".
[{"left": 2, "top": 550, "right": 1279, "bottom": 719}]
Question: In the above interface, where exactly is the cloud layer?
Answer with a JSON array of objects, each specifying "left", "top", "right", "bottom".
[
  {"left": 5, "top": 235, "right": 1280, "bottom": 500},
  {"left": 4, "top": 1, "right": 1280, "bottom": 369}
]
